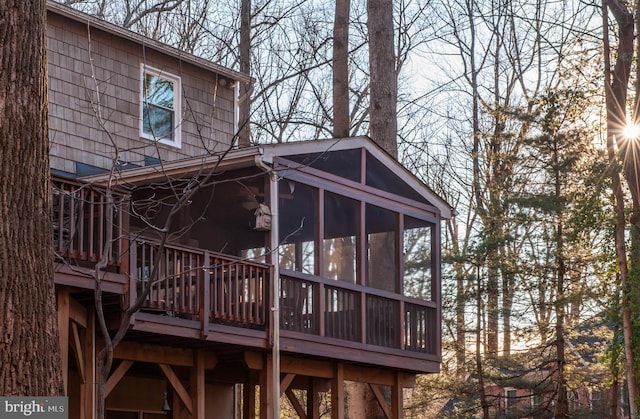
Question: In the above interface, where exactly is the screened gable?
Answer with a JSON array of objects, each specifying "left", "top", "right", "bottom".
[{"left": 281, "top": 148, "right": 431, "bottom": 206}]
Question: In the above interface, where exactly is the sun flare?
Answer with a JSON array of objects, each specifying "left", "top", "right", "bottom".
[{"left": 623, "top": 122, "right": 640, "bottom": 140}]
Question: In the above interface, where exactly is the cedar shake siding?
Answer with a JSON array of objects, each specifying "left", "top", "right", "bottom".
[{"left": 46, "top": 4, "right": 245, "bottom": 176}]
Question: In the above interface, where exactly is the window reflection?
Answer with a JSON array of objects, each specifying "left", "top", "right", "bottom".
[
  {"left": 143, "top": 73, "right": 175, "bottom": 140},
  {"left": 403, "top": 216, "right": 432, "bottom": 300},
  {"left": 279, "top": 181, "right": 317, "bottom": 274},
  {"left": 366, "top": 204, "right": 398, "bottom": 292},
  {"left": 322, "top": 192, "right": 358, "bottom": 283}
]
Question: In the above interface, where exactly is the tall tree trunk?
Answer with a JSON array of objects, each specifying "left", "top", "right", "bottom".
[
  {"left": 333, "top": 0, "right": 350, "bottom": 138},
  {"left": 486, "top": 234, "right": 500, "bottom": 356},
  {"left": 0, "top": 0, "right": 62, "bottom": 395},
  {"left": 238, "top": 0, "right": 251, "bottom": 147},
  {"left": 553, "top": 140, "right": 568, "bottom": 419},
  {"left": 501, "top": 247, "right": 515, "bottom": 356},
  {"left": 476, "top": 265, "right": 490, "bottom": 419},
  {"left": 349, "top": 3, "right": 399, "bottom": 417},
  {"left": 602, "top": 2, "right": 639, "bottom": 416},
  {"left": 367, "top": 0, "right": 397, "bottom": 159}
]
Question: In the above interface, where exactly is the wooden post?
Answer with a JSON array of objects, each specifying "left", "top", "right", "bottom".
[
  {"left": 201, "top": 252, "right": 210, "bottom": 338},
  {"left": 57, "top": 288, "right": 70, "bottom": 395},
  {"left": 81, "top": 308, "right": 95, "bottom": 419},
  {"left": 243, "top": 372, "right": 257, "bottom": 419},
  {"left": 129, "top": 240, "right": 137, "bottom": 325},
  {"left": 391, "top": 372, "right": 403, "bottom": 419},
  {"left": 307, "top": 378, "right": 320, "bottom": 419},
  {"left": 331, "top": 363, "right": 344, "bottom": 419},
  {"left": 191, "top": 350, "right": 206, "bottom": 419},
  {"left": 259, "top": 354, "right": 273, "bottom": 419}
]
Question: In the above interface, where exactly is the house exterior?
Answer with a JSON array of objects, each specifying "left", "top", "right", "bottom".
[{"left": 47, "top": 2, "right": 452, "bottom": 418}]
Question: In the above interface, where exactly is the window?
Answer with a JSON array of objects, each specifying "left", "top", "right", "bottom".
[
  {"left": 568, "top": 390, "right": 579, "bottom": 410},
  {"left": 531, "top": 391, "right": 543, "bottom": 409},
  {"left": 141, "top": 65, "right": 181, "bottom": 147},
  {"left": 505, "top": 388, "right": 517, "bottom": 412},
  {"left": 591, "top": 389, "right": 605, "bottom": 411}
]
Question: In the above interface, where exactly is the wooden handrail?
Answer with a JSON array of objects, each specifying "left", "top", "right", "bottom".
[
  {"left": 280, "top": 271, "right": 437, "bottom": 355},
  {"left": 133, "top": 239, "right": 270, "bottom": 329},
  {"left": 52, "top": 176, "right": 128, "bottom": 267}
]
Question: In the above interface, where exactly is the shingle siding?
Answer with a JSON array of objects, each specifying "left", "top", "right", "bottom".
[{"left": 47, "top": 10, "right": 238, "bottom": 176}]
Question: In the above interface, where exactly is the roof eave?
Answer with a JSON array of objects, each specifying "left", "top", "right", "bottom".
[{"left": 46, "top": 0, "right": 252, "bottom": 85}]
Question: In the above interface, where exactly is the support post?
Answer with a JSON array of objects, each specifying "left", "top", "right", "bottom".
[
  {"left": 307, "top": 378, "right": 320, "bottom": 419},
  {"left": 57, "top": 288, "right": 70, "bottom": 395},
  {"left": 191, "top": 350, "right": 206, "bottom": 418},
  {"left": 331, "top": 363, "right": 344, "bottom": 419},
  {"left": 260, "top": 354, "right": 273, "bottom": 419},
  {"left": 243, "top": 372, "right": 257, "bottom": 419},
  {"left": 391, "top": 372, "right": 403, "bottom": 419},
  {"left": 81, "top": 308, "right": 95, "bottom": 419}
]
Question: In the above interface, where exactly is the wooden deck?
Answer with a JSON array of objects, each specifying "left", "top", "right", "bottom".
[{"left": 52, "top": 176, "right": 440, "bottom": 373}]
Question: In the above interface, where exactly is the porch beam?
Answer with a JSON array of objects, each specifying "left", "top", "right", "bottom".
[
  {"left": 69, "top": 297, "right": 87, "bottom": 328},
  {"left": 105, "top": 360, "right": 133, "bottom": 397},
  {"left": 280, "top": 373, "right": 296, "bottom": 396},
  {"left": 370, "top": 384, "right": 391, "bottom": 419},
  {"left": 285, "top": 388, "right": 306, "bottom": 419},
  {"left": 344, "top": 365, "right": 415, "bottom": 388},
  {"left": 280, "top": 357, "right": 333, "bottom": 379},
  {"left": 244, "top": 351, "right": 263, "bottom": 370},
  {"left": 159, "top": 363, "right": 193, "bottom": 415},
  {"left": 113, "top": 341, "right": 217, "bottom": 368},
  {"left": 70, "top": 322, "right": 85, "bottom": 382}
]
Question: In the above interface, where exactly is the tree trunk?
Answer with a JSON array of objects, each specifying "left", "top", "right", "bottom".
[
  {"left": 238, "top": 0, "right": 251, "bottom": 147},
  {"left": 0, "top": 0, "right": 62, "bottom": 396},
  {"left": 476, "top": 266, "right": 490, "bottom": 419},
  {"left": 554, "top": 141, "right": 568, "bottom": 419},
  {"left": 333, "top": 0, "right": 350, "bottom": 138},
  {"left": 455, "top": 262, "right": 466, "bottom": 375},
  {"left": 367, "top": 0, "right": 397, "bottom": 159},
  {"left": 602, "top": 2, "right": 639, "bottom": 416}
]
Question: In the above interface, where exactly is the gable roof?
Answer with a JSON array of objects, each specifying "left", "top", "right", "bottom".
[
  {"left": 260, "top": 137, "right": 453, "bottom": 219},
  {"left": 47, "top": 1, "right": 251, "bottom": 85},
  {"left": 79, "top": 137, "right": 453, "bottom": 219}
]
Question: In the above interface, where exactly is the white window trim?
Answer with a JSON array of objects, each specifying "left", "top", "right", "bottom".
[
  {"left": 505, "top": 387, "right": 517, "bottom": 411},
  {"left": 140, "top": 63, "right": 182, "bottom": 148}
]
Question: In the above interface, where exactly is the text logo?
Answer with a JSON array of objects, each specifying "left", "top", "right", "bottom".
[{"left": 0, "top": 397, "right": 67, "bottom": 419}]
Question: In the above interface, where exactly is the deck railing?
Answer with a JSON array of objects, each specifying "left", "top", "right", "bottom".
[
  {"left": 279, "top": 270, "right": 438, "bottom": 356},
  {"left": 134, "top": 240, "right": 270, "bottom": 328},
  {"left": 52, "top": 177, "right": 127, "bottom": 267}
]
